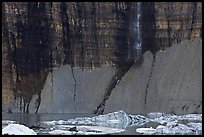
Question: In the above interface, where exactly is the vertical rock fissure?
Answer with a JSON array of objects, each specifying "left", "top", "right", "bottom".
[
  {"left": 176, "top": 75, "right": 186, "bottom": 102},
  {"left": 71, "top": 67, "right": 77, "bottom": 101},
  {"left": 25, "top": 102, "right": 29, "bottom": 114},
  {"left": 35, "top": 92, "right": 41, "bottom": 113},
  {"left": 189, "top": 2, "right": 197, "bottom": 39},
  {"left": 144, "top": 55, "right": 155, "bottom": 104}
]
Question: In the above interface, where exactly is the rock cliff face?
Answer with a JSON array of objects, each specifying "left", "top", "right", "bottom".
[
  {"left": 36, "top": 65, "right": 116, "bottom": 113},
  {"left": 2, "top": 2, "right": 202, "bottom": 113},
  {"left": 104, "top": 38, "right": 202, "bottom": 114},
  {"left": 144, "top": 2, "right": 202, "bottom": 52}
]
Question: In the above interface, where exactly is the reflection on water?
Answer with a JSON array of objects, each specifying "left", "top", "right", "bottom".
[{"left": 2, "top": 113, "right": 94, "bottom": 127}]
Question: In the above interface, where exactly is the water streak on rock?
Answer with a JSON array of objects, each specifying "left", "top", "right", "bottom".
[{"left": 134, "top": 2, "right": 142, "bottom": 61}]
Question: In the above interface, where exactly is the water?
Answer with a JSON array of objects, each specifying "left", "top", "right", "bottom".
[
  {"left": 134, "top": 2, "right": 142, "bottom": 61},
  {"left": 2, "top": 113, "right": 150, "bottom": 135},
  {"left": 2, "top": 113, "right": 93, "bottom": 127}
]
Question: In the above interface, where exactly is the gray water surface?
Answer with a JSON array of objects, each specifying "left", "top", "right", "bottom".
[{"left": 2, "top": 113, "right": 149, "bottom": 135}]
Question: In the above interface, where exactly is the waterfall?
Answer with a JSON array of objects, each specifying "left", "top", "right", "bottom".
[{"left": 134, "top": 2, "right": 142, "bottom": 61}]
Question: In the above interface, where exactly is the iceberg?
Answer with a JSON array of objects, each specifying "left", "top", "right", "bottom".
[
  {"left": 2, "top": 124, "right": 37, "bottom": 135},
  {"left": 43, "top": 110, "right": 150, "bottom": 129}
]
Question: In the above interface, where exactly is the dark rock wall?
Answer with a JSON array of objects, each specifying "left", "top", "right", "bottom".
[
  {"left": 2, "top": 2, "right": 202, "bottom": 113},
  {"left": 153, "top": 2, "right": 202, "bottom": 51}
]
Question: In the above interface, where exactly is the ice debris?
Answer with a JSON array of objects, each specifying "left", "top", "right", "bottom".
[
  {"left": 148, "top": 112, "right": 202, "bottom": 124},
  {"left": 136, "top": 122, "right": 202, "bottom": 135}
]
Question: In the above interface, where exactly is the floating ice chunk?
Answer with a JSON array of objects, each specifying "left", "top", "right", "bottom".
[
  {"left": 147, "top": 112, "right": 164, "bottom": 119},
  {"left": 157, "top": 123, "right": 193, "bottom": 135},
  {"left": 107, "top": 120, "right": 120, "bottom": 123},
  {"left": 136, "top": 120, "right": 202, "bottom": 135},
  {"left": 43, "top": 120, "right": 58, "bottom": 125},
  {"left": 166, "top": 121, "right": 178, "bottom": 127},
  {"left": 154, "top": 123, "right": 196, "bottom": 135},
  {"left": 149, "top": 113, "right": 202, "bottom": 125},
  {"left": 156, "top": 125, "right": 165, "bottom": 129},
  {"left": 2, "top": 120, "right": 16, "bottom": 125},
  {"left": 187, "top": 122, "right": 202, "bottom": 135},
  {"left": 150, "top": 114, "right": 178, "bottom": 124},
  {"left": 49, "top": 125, "right": 125, "bottom": 135},
  {"left": 43, "top": 110, "right": 149, "bottom": 129},
  {"left": 137, "top": 123, "right": 200, "bottom": 135},
  {"left": 58, "top": 120, "right": 66, "bottom": 125},
  {"left": 128, "top": 114, "right": 150, "bottom": 127},
  {"left": 2, "top": 124, "right": 37, "bottom": 135},
  {"left": 136, "top": 127, "right": 156, "bottom": 134},
  {"left": 76, "top": 125, "right": 125, "bottom": 135},
  {"left": 55, "top": 124, "right": 74, "bottom": 129},
  {"left": 187, "top": 122, "right": 202, "bottom": 130},
  {"left": 49, "top": 130, "right": 73, "bottom": 135},
  {"left": 177, "top": 114, "right": 202, "bottom": 121}
]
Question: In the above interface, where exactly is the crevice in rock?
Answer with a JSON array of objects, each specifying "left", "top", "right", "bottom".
[
  {"left": 93, "top": 60, "right": 135, "bottom": 115},
  {"left": 144, "top": 54, "right": 155, "bottom": 104},
  {"left": 189, "top": 2, "right": 197, "bottom": 39},
  {"left": 35, "top": 92, "right": 41, "bottom": 113},
  {"left": 71, "top": 67, "right": 77, "bottom": 101},
  {"left": 25, "top": 102, "right": 29, "bottom": 114},
  {"left": 195, "top": 101, "right": 202, "bottom": 111}
]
